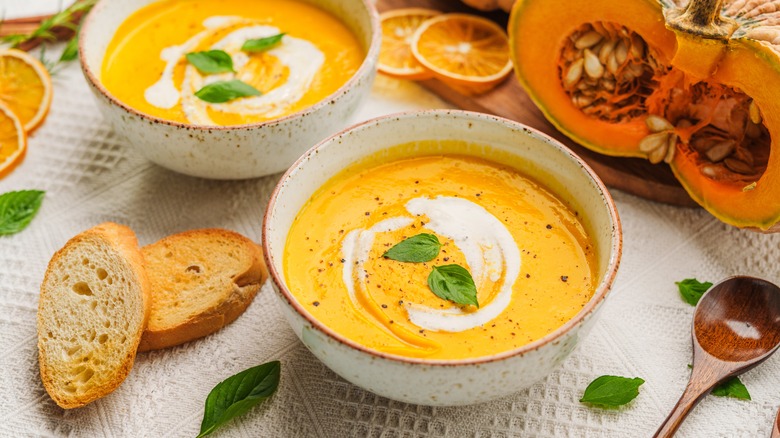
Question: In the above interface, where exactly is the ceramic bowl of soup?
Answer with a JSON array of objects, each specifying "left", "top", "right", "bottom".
[
  {"left": 79, "top": 0, "right": 379, "bottom": 179},
  {"left": 263, "top": 110, "right": 622, "bottom": 406}
]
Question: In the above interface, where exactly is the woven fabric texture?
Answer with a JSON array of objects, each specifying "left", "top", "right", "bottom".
[{"left": 1, "top": 61, "right": 780, "bottom": 438}]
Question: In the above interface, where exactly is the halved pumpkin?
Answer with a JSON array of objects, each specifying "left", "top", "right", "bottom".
[{"left": 510, "top": 0, "right": 780, "bottom": 231}]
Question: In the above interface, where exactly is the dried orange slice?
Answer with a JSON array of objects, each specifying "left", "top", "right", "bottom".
[
  {"left": 0, "top": 102, "right": 27, "bottom": 179},
  {"left": 378, "top": 8, "right": 441, "bottom": 80},
  {"left": 0, "top": 49, "right": 53, "bottom": 133},
  {"left": 411, "top": 14, "right": 512, "bottom": 95}
]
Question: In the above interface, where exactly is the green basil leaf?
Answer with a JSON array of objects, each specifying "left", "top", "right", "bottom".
[
  {"left": 194, "top": 80, "right": 261, "bottom": 103},
  {"left": 0, "top": 190, "right": 45, "bottom": 236},
  {"left": 241, "top": 33, "right": 285, "bottom": 52},
  {"left": 580, "top": 375, "right": 645, "bottom": 408},
  {"left": 383, "top": 233, "right": 441, "bottom": 262},
  {"left": 427, "top": 264, "right": 479, "bottom": 307},
  {"left": 197, "top": 361, "right": 281, "bottom": 438},
  {"left": 186, "top": 50, "right": 235, "bottom": 74},
  {"left": 712, "top": 376, "right": 751, "bottom": 400},
  {"left": 676, "top": 278, "right": 713, "bottom": 306},
  {"left": 686, "top": 365, "right": 751, "bottom": 400},
  {"left": 59, "top": 34, "right": 79, "bottom": 62}
]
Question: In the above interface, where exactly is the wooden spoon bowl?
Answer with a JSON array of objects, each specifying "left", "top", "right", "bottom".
[{"left": 695, "top": 277, "right": 780, "bottom": 364}]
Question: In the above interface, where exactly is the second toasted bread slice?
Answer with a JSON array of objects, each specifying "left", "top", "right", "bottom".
[{"left": 138, "top": 229, "right": 267, "bottom": 352}]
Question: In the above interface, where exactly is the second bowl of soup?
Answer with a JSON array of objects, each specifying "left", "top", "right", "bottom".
[
  {"left": 264, "top": 110, "right": 622, "bottom": 405},
  {"left": 79, "top": 0, "right": 379, "bottom": 179}
]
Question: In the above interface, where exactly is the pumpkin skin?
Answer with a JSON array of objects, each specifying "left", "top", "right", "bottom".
[{"left": 509, "top": 0, "right": 780, "bottom": 231}]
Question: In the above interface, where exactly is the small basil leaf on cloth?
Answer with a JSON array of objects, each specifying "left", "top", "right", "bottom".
[
  {"left": 0, "top": 190, "right": 45, "bottom": 236},
  {"left": 242, "top": 33, "right": 285, "bottom": 52},
  {"left": 676, "top": 278, "right": 713, "bottom": 306},
  {"left": 427, "top": 264, "right": 479, "bottom": 307},
  {"left": 579, "top": 375, "right": 645, "bottom": 408},
  {"left": 197, "top": 361, "right": 281, "bottom": 438},
  {"left": 711, "top": 376, "right": 751, "bottom": 400},
  {"left": 194, "top": 79, "right": 261, "bottom": 103},
  {"left": 186, "top": 50, "right": 235, "bottom": 74},
  {"left": 382, "top": 233, "right": 441, "bottom": 262}
]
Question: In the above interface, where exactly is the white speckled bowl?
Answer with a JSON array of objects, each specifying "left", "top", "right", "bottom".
[
  {"left": 79, "top": 0, "right": 379, "bottom": 179},
  {"left": 263, "top": 110, "right": 622, "bottom": 406}
]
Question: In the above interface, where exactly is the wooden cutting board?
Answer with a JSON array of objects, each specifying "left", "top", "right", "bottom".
[{"left": 376, "top": 0, "right": 698, "bottom": 207}]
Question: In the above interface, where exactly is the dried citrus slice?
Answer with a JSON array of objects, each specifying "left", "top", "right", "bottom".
[
  {"left": 411, "top": 14, "right": 512, "bottom": 95},
  {"left": 0, "top": 102, "right": 27, "bottom": 179},
  {"left": 378, "top": 8, "right": 441, "bottom": 80},
  {"left": 0, "top": 49, "right": 53, "bottom": 133}
]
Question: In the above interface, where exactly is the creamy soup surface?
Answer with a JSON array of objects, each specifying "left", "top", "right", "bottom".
[
  {"left": 101, "top": 0, "right": 364, "bottom": 126},
  {"left": 284, "top": 145, "right": 598, "bottom": 360}
]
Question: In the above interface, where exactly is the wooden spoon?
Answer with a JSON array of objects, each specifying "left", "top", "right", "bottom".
[
  {"left": 772, "top": 406, "right": 780, "bottom": 438},
  {"left": 654, "top": 276, "right": 780, "bottom": 438}
]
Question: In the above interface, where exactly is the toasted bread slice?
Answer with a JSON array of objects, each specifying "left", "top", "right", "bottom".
[
  {"left": 37, "top": 223, "right": 151, "bottom": 409},
  {"left": 138, "top": 229, "right": 267, "bottom": 352}
]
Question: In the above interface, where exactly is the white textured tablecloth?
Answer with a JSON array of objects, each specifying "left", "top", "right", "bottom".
[{"left": 3, "top": 50, "right": 780, "bottom": 438}]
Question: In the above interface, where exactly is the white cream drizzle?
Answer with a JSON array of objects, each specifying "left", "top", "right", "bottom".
[
  {"left": 144, "top": 16, "right": 325, "bottom": 125},
  {"left": 340, "top": 196, "right": 521, "bottom": 333}
]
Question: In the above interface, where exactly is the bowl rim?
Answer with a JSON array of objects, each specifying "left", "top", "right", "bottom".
[
  {"left": 77, "top": 0, "right": 381, "bottom": 131},
  {"left": 262, "top": 109, "right": 623, "bottom": 366}
]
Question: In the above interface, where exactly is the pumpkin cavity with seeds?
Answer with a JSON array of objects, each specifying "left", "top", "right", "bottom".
[{"left": 511, "top": 0, "right": 780, "bottom": 230}]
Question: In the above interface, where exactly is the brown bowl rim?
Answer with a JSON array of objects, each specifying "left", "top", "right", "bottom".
[
  {"left": 262, "top": 109, "right": 623, "bottom": 367},
  {"left": 77, "top": 0, "right": 381, "bottom": 131}
]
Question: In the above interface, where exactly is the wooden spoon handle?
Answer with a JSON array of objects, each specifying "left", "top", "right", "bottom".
[
  {"left": 654, "top": 380, "right": 711, "bottom": 438},
  {"left": 771, "top": 406, "right": 780, "bottom": 438}
]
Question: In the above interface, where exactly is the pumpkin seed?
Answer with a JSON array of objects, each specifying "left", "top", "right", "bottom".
[
  {"left": 701, "top": 164, "right": 723, "bottom": 178},
  {"left": 565, "top": 58, "right": 584, "bottom": 87},
  {"left": 749, "top": 100, "right": 762, "bottom": 125},
  {"left": 572, "top": 95, "right": 594, "bottom": 107},
  {"left": 733, "top": 147, "right": 755, "bottom": 166},
  {"left": 676, "top": 119, "right": 693, "bottom": 129},
  {"left": 647, "top": 144, "right": 667, "bottom": 164},
  {"left": 615, "top": 41, "right": 628, "bottom": 64},
  {"left": 639, "top": 132, "right": 669, "bottom": 153},
  {"left": 704, "top": 140, "right": 736, "bottom": 162},
  {"left": 598, "top": 40, "right": 616, "bottom": 64},
  {"left": 630, "top": 34, "right": 645, "bottom": 58},
  {"left": 664, "top": 134, "right": 677, "bottom": 163},
  {"left": 645, "top": 115, "right": 674, "bottom": 132},
  {"left": 575, "top": 31, "right": 603, "bottom": 49},
  {"left": 583, "top": 49, "right": 604, "bottom": 78},
  {"left": 724, "top": 158, "right": 754, "bottom": 174},
  {"left": 607, "top": 52, "right": 619, "bottom": 75}
]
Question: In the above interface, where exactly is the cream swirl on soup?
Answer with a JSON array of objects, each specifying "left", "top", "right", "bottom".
[{"left": 145, "top": 17, "right": 324, "bottom": 125}]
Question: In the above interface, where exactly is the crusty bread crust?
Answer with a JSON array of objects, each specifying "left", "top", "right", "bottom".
[
  {"left": 138, "top": 229, "right": 267, "bottom": 352},
  {"left": 37, "top": 223, "right": 151, "bottom": 409}
]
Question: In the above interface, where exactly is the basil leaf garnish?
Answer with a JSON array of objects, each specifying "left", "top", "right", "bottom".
[
  {"left": 580, "top": 375, "right": 645, "bottom": 408},
  {"left": 186, "top": 50, "right": 235, "bottom": 74},
  {"left": 427, "top": 264, "right": 479, "bottom": 307},
  {"left": 194, "top": 80, "right": 261, "bottom": 103},
  {"left": 383, "top": 233, "right": 441, "bottom": 262},
  {"left": 712, "top": 376, "right": 751, "bottom": 400},
  {"left": 0, "top": 190, "right": 45, "bottom": 236},
  {"left": 676, "top": 278, "right": 713, "bottom": 306},
  {"left": 241, "top": 33, "right": 285, "bottom": 52},
  {"left": 197, "top": 361, "right": 281, "bottom": 438}
]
